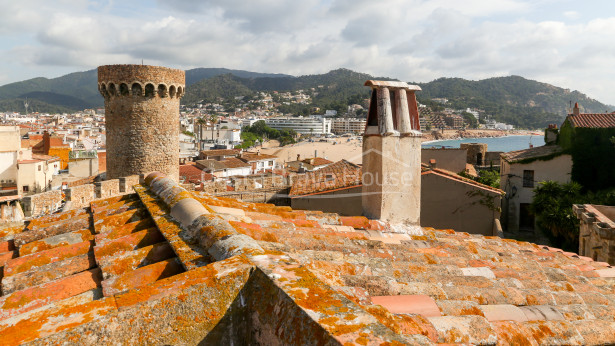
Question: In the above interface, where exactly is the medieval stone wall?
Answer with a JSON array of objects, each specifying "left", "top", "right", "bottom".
[
  {"left": 96, "top": 179, "right": 120, "bottom": 199},
  {"left": 574, "top": 204, "right": 615, "bottom": 265},
  {"left": 119, "top": 175, "right": 141, "bottom": 193},
  {"left": 22, "top": 190, "right": 63, "bottom": 217},
  {"left": 460, "top": 143, "right": 488, "bottom": 166},
  {"left": 65, "top": 184, "right": 96, "bottom": 210},
  {"left": 98, "top": 65, "right": 185, "bottom": 181}
]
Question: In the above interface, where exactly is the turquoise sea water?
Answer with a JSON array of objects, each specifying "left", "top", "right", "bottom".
[{"left": 421, "top": 135, "right": 546, "bottom": 152}]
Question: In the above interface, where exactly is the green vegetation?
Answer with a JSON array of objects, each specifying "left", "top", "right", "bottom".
[
  {"left": 459, "top": 169, "right": 500, "bottom": 189},
  {"left": 531, "top": 181, "right": 583, "bottom": 251},
  {"left": 476, "top": 169, "right": 500, "bottom": 189},
  {"left": 531, "top": 180, "right": 615, "bottom": 251},
  {"left": 237, "top": 120, "right": 297, "bottom": 149},
  {"left": 416, "top": 76, "right": 613, "bottom": 128},
  {"left": 461, "top": 111, "right": 478, "bottom": 129},
  {"left": 558, "top": 124, "right": 615, "bottom": 191},
  {"left": 1, "top": 67, "right": 613, "bottom": 130}
]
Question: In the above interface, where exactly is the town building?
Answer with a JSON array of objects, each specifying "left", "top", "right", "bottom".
[
  {"left": 444, "top": 114, "right": 464, "bottom": 129},
  {"left": 285, "top": 156, "right": 333, "bottom": 173},
  {"left": 331, "top": 118, "right": 366, "bottom": 134},
  {"left": 558, "top": 102, "right": 615, "bottom": 191},
  {"left": 0, "top": 126, "right": 20, "bottom": 194},
  {"left": 17, "top": 153, "right": 60, "bottom": 194},
  {"left": 265, "top": 116, "right": 332, "bottom": 135},
  {"left": 238, "top": 152, "right": 278, "bottom": 174},
  {"left": 500, "top": 145, "right": 572, "bottom": 232},
  {"left": 195, "top": 157, "right": 251, "bottom": 178}
]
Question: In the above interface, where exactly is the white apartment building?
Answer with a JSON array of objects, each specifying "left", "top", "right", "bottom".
[
  {"left": 331, "top": 118, "right": 366, "bottom": 135},
  {"left": 265, "top": 117, "right": 332, "bottom": 135},
  {"left": 0, "top": 126, "right": 20, "bottom": 190}
]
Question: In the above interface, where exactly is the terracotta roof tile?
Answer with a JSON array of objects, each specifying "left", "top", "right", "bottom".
[
  {"left": 2, "top": 171, "right": 615, "bottom": 344},
  {"left": 567, "top": 112, "right": 615, "bottom": 128},
  {"left": 501, "top": 144, "right": 565, "bottom": 163},
  {"left": 289, "top": 159, "right": 362, "bottom": 196}
]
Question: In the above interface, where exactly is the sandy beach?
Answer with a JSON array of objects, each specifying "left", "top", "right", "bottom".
[{"left": 257, "top": 129, "right": 538, "bottom": 165}]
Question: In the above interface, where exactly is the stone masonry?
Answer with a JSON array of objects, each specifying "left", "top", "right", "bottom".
[
  {"left": 65, "top": 184, "right": 96, "bottom": 210},
  {"left": 22, "top": 191, "right": 63, "bottom": 217},
  {"left": 98, "top": 65, "right": 185, "bottom": 181},
  {"left": 574, "top": 204, "right": 615, "bottom": 265},
  {"left": 95, "top": 179, "right": 120, "bottom": 199}
]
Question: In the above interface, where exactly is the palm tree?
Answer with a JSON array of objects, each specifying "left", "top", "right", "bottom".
[
  {"left": 208, "top": 114, "right": 218, "bottom": 144},
  {"left": 196, "top": 116, "right": 207, "bottom": 151}
]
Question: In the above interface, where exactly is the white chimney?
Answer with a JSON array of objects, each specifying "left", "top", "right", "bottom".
[{"left": 362, "top": 80, "right": 422, "bottom": 225}]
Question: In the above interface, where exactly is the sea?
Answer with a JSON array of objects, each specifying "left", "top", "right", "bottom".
[{"left": 421, "top": 135, "right": 546, "bottom": 152}]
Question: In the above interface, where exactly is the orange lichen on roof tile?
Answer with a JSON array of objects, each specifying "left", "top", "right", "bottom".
[
  {"left": 4, "top": 240, "right": 92, "bottom": 277},
  {"left": 93, "top": 228, "right": 164, "bottom": 261},
  {"left": 102, "top": 258, "right": 184, "bottom": 296},
  {"left": 19, "top": 229, "right": 93, "bottom": 256},
  {"left": 339, "top": 216, "right": 371, "bottom": 229},
  {"left": 0, "top": 295, "right": 117, "bottom": 346},
  {"left": 0, "top": 268, "right": 102, "bottom": 320}
]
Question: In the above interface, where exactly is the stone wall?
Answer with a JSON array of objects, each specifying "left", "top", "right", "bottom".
[
  {"left": 574, "top": 204, "right": 615, "bottom": 265},
  {"left": 484, "top": 152, "right": 503, "bottom": 167},
  {"left": 98, "top": 65, "right": 185, "bottom": 181},
  {"left": 460, "top": 143, "right": 488, "bottom": 165},
  {"left": 65, "top": 184, "right": 96, "bottom": 210},
  {"left": 22, "top": 190, "right": 63, "bottom": 217},
  {"left": 200, "top": 181, "right": 229, "bottom": 194},
  {"left": 96, "top": 179, "right": 120, "bottom": 199},
  {"left": 232, "top": 175, "right": 290, "bottom": 191},
  {"left": 119, "top": 175, "right": 141, "bottom": 193}
]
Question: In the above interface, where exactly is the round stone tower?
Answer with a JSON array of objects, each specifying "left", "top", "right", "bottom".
[{"left": 98, "top": 64, "right": 185, "bottom": 181}]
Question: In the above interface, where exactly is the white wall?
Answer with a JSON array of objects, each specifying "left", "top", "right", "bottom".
[{"left": 501, "top": 154, "right": 572, "bottom": 231}]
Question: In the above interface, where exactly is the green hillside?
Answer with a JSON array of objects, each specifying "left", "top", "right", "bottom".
[
  {"left": 416, "top": 76, "right": 613, "bottom": 128},
  {"left": 0, "top": 67, "right": 612, "bottom": 130}
]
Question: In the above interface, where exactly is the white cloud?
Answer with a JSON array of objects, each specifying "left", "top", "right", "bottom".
[{"left": 1, "top": 0, "right": 615, "bottom": 105}]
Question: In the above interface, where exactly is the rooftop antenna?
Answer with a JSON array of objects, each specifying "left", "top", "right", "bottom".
[{"left": 24, "top": 98, "right": 29, "bottom": 116}]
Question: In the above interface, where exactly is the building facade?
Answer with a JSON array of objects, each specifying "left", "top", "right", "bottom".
[
  {"left": 331, "top": 118, "right": 366, "bottom": 135},
  {"left": 265, "top": 117, "right": 332, "bottom": 135},
  {"left": 500, "top": 145, "right": 572, "bottom": 232}
]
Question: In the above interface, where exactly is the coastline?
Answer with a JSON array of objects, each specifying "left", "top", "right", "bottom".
[{"left": 420, "top": 129, "right": 537, "bottom": 143}]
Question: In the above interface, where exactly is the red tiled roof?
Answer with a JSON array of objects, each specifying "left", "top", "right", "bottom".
[
  {"left": 501, "top": 145, "right": 564, "bottom": 163},
  {"left": 567, "top": 113, "right": 615, "bottom": 128},
  {"left": 199, "top": 149, "right": 240, "bottom": 158},
  {"left": 222, "top": 157, "right": 252, "bottom": 169},
  {"left": 32, "top": 154, "right": 60, "bottom": 162},
  {"left": 239, "top": 152, "right": 278, "bottom": 162},
  {"left": 289, "top": 160, "right": 361, "bottom": 196},
  {"left": 179, "top": 165, "right": 213, "bottom": 184},
  {"left": 2, "top": 173, "right": 615, "bottom": 344},
  {"left": 421, "top": 166, "right": 504, "bottom": 194},
  {"left": 301, "top": 157, "right": 333, "bottom": 166}
]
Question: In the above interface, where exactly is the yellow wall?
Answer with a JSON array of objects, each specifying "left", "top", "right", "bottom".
[{"left": 48, "top": 147, "right": 71, "bottom": 170}]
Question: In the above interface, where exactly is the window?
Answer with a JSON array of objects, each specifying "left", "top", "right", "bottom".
[
  {"left": 23, "top": 185, "right": 29, "bottom": 192},
  {"left": 523, "top": 170, "right": 534, "bottom": 188},
  {"left": 38, "top": 165, "right": 41, "bottom": 171}
]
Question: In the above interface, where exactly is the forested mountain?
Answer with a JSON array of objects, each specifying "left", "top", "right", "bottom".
[
  {"left": 416, "top": 76, "right": 613, "bottom": 128},
  {"left": 0, "top": 67, "right": 612, "bottom": 129}
]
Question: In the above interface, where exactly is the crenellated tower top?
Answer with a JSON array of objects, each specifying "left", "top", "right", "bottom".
[{"left": 98, "top": 64, "right": 185, "bottom": 100}]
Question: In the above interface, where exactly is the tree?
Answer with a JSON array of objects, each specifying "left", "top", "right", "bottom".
[
  {"left": 196, "top": 117, "right": 208, "bottom": 150},
  {"left": 461, "top": 111, "right": 478, "bottom": 129},
  {"left": 476, "top": 169, "right": 500, "bottom": 189},
  {"left": 208, "top": 114, "right": 218, "bottom": 143},
  {"left": 531, "top": 181, "right": 584, "bottom": 251}
]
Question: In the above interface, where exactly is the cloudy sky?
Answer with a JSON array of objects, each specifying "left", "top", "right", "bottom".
[{"left": 1, "top": 0, "right": 615, "bottom": 104}]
